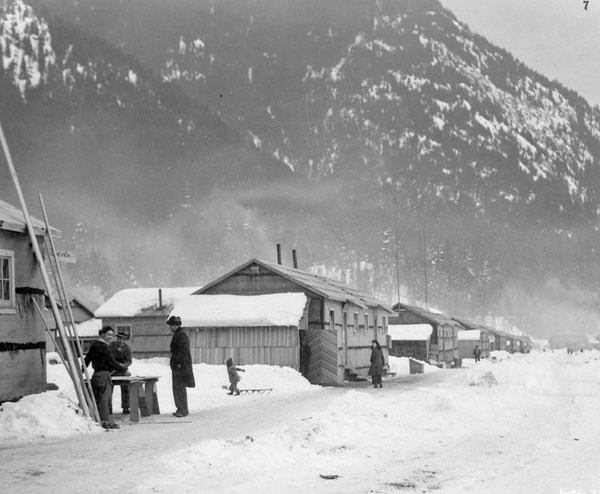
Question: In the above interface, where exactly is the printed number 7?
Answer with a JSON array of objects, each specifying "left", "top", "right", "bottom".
[{"left": 584, "top": 0, "right": 589, "bottom": 10}]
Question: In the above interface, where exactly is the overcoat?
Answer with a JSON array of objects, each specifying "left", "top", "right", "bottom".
[
  {"left": 368, "top": 347, "right": 385, "bottom": 377},
  {"left": 170, "top": 328, "right": 196, "bottom": 387}
]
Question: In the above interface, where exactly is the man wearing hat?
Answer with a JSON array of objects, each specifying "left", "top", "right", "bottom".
[{"left": 167, "top": 315, "right": 195, "bottom": 417}]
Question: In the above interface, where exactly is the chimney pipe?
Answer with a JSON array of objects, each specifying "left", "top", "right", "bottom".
[
  {"left": 276, "top": 244, "right": 282, "bottom": 265},
  {"left": 158, "top": 288, "right": 163, "bottom": 308},
  {"left": 292, "top": 249, "right": 298, "bottom": 269}
]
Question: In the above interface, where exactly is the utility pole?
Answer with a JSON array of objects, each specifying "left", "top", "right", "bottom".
[
  {"left": 422, "top": 227, "right": 429, "bottom": 308},
  {"left": 393, "top": 183, "right": 401, "bottom": 305}
]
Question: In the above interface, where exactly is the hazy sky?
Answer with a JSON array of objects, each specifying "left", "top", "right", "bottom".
[{"left": 441, "top": 0, "right": 600, "bottom": 107}]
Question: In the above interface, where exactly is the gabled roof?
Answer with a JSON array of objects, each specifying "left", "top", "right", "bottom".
[
  {"left": 392, "top": 302, "right": 461, "bottom": 327},
  {"left": 195, "top": 258, "right": 393, "bottom": 312},
  {"left": 0, "top": 198, "right": 61, "bottom": 237}
]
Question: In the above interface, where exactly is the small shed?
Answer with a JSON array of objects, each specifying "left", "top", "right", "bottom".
[
  {"left": 94, "top": 286, "right": 200, "bottom": 358},
  {"left": 194, "top": 258, "right": 393, "bottom": 385},
  {"left": 390, "top": 303, "right": 460, "bottom": 365},
  {"left": 388, "top": 324, "right": 432, "bottom": 361},
  {"left": 0, "top": 199, "right": 60, "bottom": 402},
  {"left": 452, "top": 318, "right": 491, "bottom": 359},
  {"left": 170, "top": 293, "right": 307, "bottom": 367}
]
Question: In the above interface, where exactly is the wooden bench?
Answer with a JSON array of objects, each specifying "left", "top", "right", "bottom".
[{"left": 111, "top": 375, "right": 160, "bottom": 423}]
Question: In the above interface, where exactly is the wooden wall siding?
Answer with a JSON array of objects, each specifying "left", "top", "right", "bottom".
[
  {"left": 185, "top": 327, "right": 300, "bottom": 367},
  {"left": 0, "top": 348, "right": 46, "bottom": 402},
  {"left": 187, "top": 327, "right": 298, "bottom": 348},
  {"left": 390, "top": 341, "right": 429, "bottom": 361},
  {"left": 202, "top": 266, "right": 304, "bottom": 296},
  {"left": 191, "top": 346, "right": 299, "bottom": 367},
  {"left": 305, "top": 328, "right": 339, "bottom": 384},
  {"left": 395, "top": 311, "right": 429, "bottom": 325},
  {"left": 1, "top": 293, "right": 46, "bottom": 402}
]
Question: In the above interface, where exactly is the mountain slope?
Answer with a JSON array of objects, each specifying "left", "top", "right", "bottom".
[{"left": 11, "top": 0, "right": 600, "bottom": 335}]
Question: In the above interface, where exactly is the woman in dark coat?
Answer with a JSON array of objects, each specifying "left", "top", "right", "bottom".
[
  {"left": 168, "top": 315, "right": 195, "bottom": 417},
  {"left": 368, "top": 340, "right": 385, "bottom": 388}
]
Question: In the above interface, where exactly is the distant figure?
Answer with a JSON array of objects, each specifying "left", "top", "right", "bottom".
[
  {"left": 84, "top": 326, "right": 128, "bottom": 429},
  {"left": 168, "top": 315, "right": 195, "bottom": 417},
  {"left": 226, "top": 357, "right": 245, "bottom": 395},
  {"left": 368, "top": 340, "right": 385, "bottom": 388},
  {"left": 473, "top": 345, "right": 482, "bottom": 363},
  {"left": 299, "top": 337, "right": 311, "bottom": 379},
  {"left": 109, "top": 334, "right": 132, "bottom": 414}
]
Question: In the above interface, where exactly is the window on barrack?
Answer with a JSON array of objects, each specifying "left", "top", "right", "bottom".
[{"left": 0, "top": 250, "right": 15, "bottom": 309}]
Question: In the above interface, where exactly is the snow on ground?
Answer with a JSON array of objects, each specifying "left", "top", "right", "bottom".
[
  {"left": 1, "top": 352, "right": 318, "bottom": 444},
  {"left": 2, "top": 350, "right": 600, "bottom": 493}
]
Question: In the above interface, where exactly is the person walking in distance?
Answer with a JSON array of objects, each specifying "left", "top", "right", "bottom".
[
  {"left": 109, "top": 333, "right": 132, "bottom": 414},
  {"left": 167, "top": 315, "right": 195, "bottom": 417},
  {"left": 84, "top": 326, "right": 128, "bottom": 429},
  {"left": 368, "top": 340, "right": 385, "bottom": 388},
  {"left": 473, "top": 344, "right": 482, "bottom": 363}
]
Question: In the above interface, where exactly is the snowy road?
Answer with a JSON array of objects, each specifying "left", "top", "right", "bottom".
[{"left": 2, "top": 353, "right": 599, "bottom": 493}]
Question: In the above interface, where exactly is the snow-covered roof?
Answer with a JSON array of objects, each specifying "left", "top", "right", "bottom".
[
  {"left": 0, "top": 198, "right": 61, "bottom": 237},
  {"left": 171, "top": 293, "right": 308, "bottom": 328},
  {"left": 73, "top": 318, "right": 102, "bottom": 338},
  {"left": 458, "top": 330, "right": 481, "bottom": 341},
  {"left": 95, "top": 287, "right": 201, "bottom": 318},
  {"left": 388, "top": 324, "right": 432, "bottom": 341}
]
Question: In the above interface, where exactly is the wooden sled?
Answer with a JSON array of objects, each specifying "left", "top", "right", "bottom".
[{"left": 237, "top": 388, "right": 273, "bottom": 395}]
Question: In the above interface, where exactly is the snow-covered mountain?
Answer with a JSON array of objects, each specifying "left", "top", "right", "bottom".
[{"left": 6, "top": 0, "right": 600, "bottom": 334}]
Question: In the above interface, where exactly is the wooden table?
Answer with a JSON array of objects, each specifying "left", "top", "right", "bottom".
[{"left": 111, "top": 375, "right": 160, "bottom": 422}]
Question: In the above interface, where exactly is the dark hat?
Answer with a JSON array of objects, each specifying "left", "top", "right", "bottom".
[{"left": 166, "top": 315, "right": 182, "bottom": 326}]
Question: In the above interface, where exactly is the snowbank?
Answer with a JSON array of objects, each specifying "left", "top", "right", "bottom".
[
  {"left": 0, "top": 392, "right": 98, "bottom": 444},
  {"left": 171, "top": 293, "right": 307, "bottom": 327},
  {"left": 1, "top": 352, "right": 318, "bottom": 445}
]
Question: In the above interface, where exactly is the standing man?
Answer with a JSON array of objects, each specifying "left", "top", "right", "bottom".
[
  {"left": 84, "top": 326, "right": 128, "bottom": 429},
  {"left": 109, "top": 333, "right": 132, "bottom": 414},
  {"left": 473, "top": 344, "right": 482, "bottom": 363},
  {"left": 167, "top": 315, "right": 195, "bottom": 417}
]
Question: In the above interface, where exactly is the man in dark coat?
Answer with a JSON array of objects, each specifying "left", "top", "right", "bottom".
[
  {"left": 473, "top": 345, "right": 482, "bottom": 363},
  {"left": 109, "top": 335, "right": 132, "bottom": 414},
  {"left": 168, "top": 315, "right": 195, "bottom": 417},
  {"left": 84, "top": 326, "right": 128, "bottom": 428}
]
